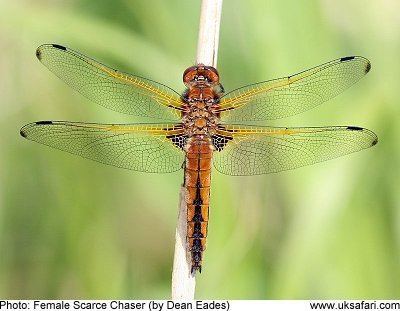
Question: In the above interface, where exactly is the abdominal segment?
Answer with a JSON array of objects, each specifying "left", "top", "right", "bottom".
[{"left": 184, "top": 139, "right": 212, "bottom": 273}]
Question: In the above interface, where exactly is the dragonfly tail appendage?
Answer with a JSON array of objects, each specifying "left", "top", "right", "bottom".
[{"left": 184, "top": 139, "right": 212, "bottom": 275}]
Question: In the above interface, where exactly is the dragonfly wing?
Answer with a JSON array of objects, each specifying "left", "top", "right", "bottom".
[
  {"left": 213, "top": 125, "right": 378, "bottom": 175},
  {"left": 219, "top": 56, "right": 371, "bottom": 122},
  {"left": 20, "top": 121, "right": 186, "bottom": 173},
  {"left": 36, "top": 44, "right": 182, "bottom": 121}
]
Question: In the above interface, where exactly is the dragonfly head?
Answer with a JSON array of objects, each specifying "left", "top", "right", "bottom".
[{"left": 183, "top": 64, "right": 220, "bottom": 87}]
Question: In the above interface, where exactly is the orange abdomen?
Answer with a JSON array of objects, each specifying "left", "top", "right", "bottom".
[{"left": 184, "top": 138, "right": 213, "bottom": 273}]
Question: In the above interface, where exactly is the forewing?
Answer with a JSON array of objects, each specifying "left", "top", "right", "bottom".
[
  {"left": 219, "top": 56, "right": 371, "bottom": 122},
  {"left": 36, "top": 44, "right": 182, "bottom": 121},
  {"left": 20, "top": 121, "right": 186, "bottom": 173},
  {"left": 213, "top": 125, "right": 378, "bottom": 175}
]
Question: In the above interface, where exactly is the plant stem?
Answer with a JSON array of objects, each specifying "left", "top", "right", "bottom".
[
  {"left": 196, "top": 0, "right": 224, "bottom": 67},
  {"left": 171, "top": 0, "right": 223, "bottom": 300},
  {"left": 171, "top": 187, "right": 196, "bottom": 299}
]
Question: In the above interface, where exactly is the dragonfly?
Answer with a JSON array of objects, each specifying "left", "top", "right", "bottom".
[{"left": 20, "top": 44, "right": 378, "bottom": 274}]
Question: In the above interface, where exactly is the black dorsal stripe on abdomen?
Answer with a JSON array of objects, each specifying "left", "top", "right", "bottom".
[
  {"left": 192, "top": 151, "right": 204, "bottom": 268},
  {"left": 192, "top": 205, "right": 204, "bottom": 221}
]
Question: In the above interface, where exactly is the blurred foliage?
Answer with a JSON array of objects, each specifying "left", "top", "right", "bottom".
[{"left": 0, "top": 0, "right": 399, "bottom": 299}]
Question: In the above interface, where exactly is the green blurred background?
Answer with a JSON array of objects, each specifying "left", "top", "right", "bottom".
[{"left": 0, "top": 0, "right": 399, "bottom": 299}]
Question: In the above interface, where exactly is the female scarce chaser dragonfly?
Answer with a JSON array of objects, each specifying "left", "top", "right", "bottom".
[{"left": 20, "top": 44, "right": 378, "bottom": 273}]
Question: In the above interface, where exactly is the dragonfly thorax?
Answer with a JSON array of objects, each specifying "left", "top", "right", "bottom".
[
  {"left": 181, "top": 104, "right": 219, "bottom": 136},
  {"left": 182, "top": 81, "right": 221, "bottom": 137}
]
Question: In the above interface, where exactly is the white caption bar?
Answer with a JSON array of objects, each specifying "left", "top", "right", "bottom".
[{"left": 1, "top": 300, "right": 399, "bottom": 311}]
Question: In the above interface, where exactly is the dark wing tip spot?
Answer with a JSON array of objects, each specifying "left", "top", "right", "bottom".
[
  {"left": 20, "top": 129, "right": 27, "bottom": 138},
  {"left": 340, "top": 56, "right": 355, "bottom": 62},
  {"left": 347, "top": 126, "right": 363, "bottom": 131},
  {"left": 365, "top": 61, "right": 372, "bottom": 73},
  {"left": 52, "top": 44, "right": 67, "bottom": 51},
  {"left": 35, "top": 120, "right": 53, "bottom": 125},
  {"left": 35, "top": 48, "right": 42, "bottom": 60},
  {"left": 347, "top": 126, "right": 378, "bottom": 146}
]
